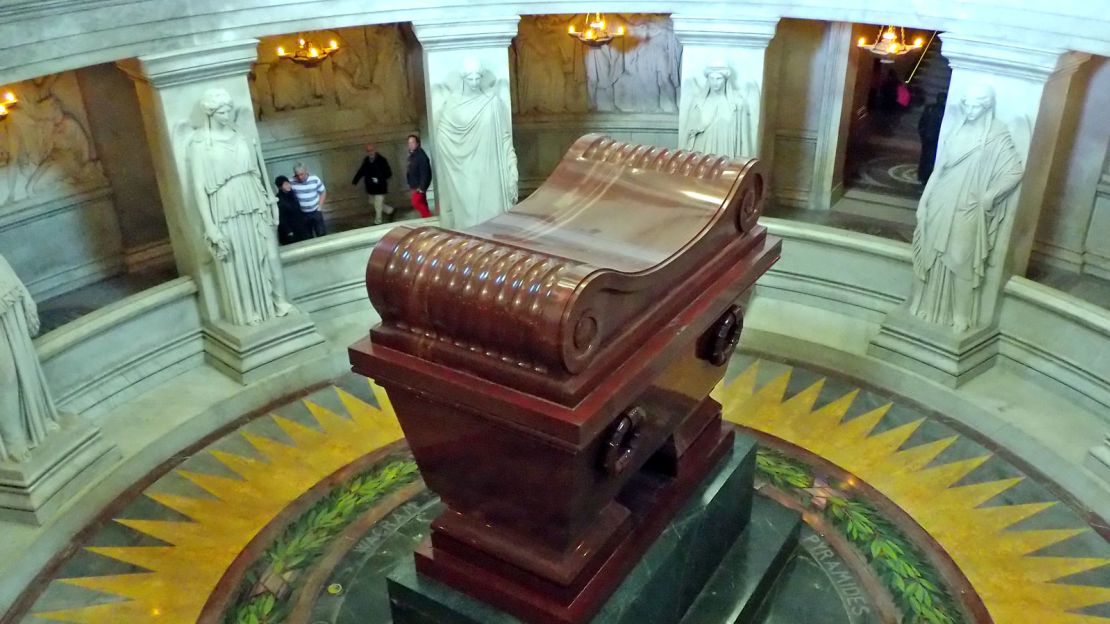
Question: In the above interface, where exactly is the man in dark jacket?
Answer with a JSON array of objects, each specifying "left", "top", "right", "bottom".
[
  {"left": 351, "top": 143, "right": 393, "bottom": 225},
  {"left": 406, "top": 134, "right": 433, "bottom": 219},
  {"left": 917, "top": 91, "right": 947, "bottom": 184},
  {"left": 274, "top": 175, "right": 302, "bottom": 244}
]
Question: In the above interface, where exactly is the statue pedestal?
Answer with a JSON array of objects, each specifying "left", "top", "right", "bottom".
[
  {"left": 0, "top": 421, "right": 119, "bottom": 525},
  {"left": 869, "top": 307, "right": 999, "bottom": 388},
  {"left": 203, "top": 309, "right": 326, "bottom": 384},
  {"left": 388, "top": 436, "right": 802, "bottom": 624}
]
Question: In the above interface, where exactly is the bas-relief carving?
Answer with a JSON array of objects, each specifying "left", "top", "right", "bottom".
[
  {"left": 251, "top": 25, "right": 415, "bottom": 126},
  {"left": 586, "top": 15, "right": 680, "bottom": 114},
  {"left": 185, "top": 88, "right": 291, "bottom": 326},
  {"left": 511, "top": 14, "right": 679, "bottom": 116},
  {"left": 0, "top": 72, "right": 106, "bottom": 207},
  {"left": 512, "top": 15, "right": 588, "bottom": 115},
  {"left": 681, "top": 64, "right": 759, "bottom": 158},
  {"left": 909, "top": 85, "right": 1024, "bottom": 331},
  {"left": 0, "top": 253, "right": 60, "bottom": 463},
  {"left": 433, "top": 60, "right": 518, "bottom": 228}
]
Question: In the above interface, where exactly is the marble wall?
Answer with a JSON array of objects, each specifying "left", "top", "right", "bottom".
[
  {"left": 510, "top": 14, "right": 680, "bottom": 195},
  {"left": 0, "top": 71, "right": 123, "bottom": 299},
  {"left": 766, "top": 19, "right": 849, "bottom": 209},
  {"left": 76, "top": 64, "right": 172, "bottom": 272},
  {"left": 251, "top": 24, "right": 425, "bottom": 230},
  {"left": 1033, "top": 56, "right": 1110, "bottom": 276}
]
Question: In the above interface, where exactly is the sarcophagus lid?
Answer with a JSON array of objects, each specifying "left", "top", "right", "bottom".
[{"left": 363, "top": 134, "right": 773, "bottom": 422}]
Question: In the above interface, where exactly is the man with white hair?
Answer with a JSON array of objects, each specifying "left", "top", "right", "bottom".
[
  {"left": 909, "top": 84, "right": 1024, "bottom": 331},
  {"left": 291, "top": 162, "right": 327, "bottom": 238}
]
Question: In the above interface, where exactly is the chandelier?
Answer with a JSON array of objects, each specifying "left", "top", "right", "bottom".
[
  {"left": 857, "top": 26, "right": 924, "bottom": 61},
  {"left": 276, "top": 34, "right": 339, "bottom": 67},
  {"left": 0, "top": 90, "right": 16, "bottom": 121},
  {"left": 567, "top": 13, "right": 625, "bottom": 47}
]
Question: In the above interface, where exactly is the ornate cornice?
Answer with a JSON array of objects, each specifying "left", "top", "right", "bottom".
[
  {"left": 411, "top": 17, "right": 520, "bottom": 51},
  {"left": 670, "top": 15, "right": 779, "bottom": 48},
  {"left": 116, "top": 39, "right": 259, "bottom": 89},
  {"left": 939, "top": 33, "right": 1090, "bottom": 82}
]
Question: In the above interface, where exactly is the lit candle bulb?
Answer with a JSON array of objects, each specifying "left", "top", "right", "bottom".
[
  {"left": 568, "top": 24, "right": 576, "bottom": 34},
  {"left": 329, "top": 39, "right": 338, "bottom": 49},
  {"left": 299, "top": 38, "right": 306, "bottom": 46},
  {"left": 617, "top": 25, "right": 624, "bottom": 36},
  {"left": 882, "top": 30, "right": 895, "bottom": 40},
  {"left": 276, "top": 46, "right": 286, "bottom": 56},
  {"left": 0, "top": 104, "right": 7, "bottom": 116},
  {"left": 858, "top": 36, "right": 866, "bottom": 46},
  {"left": 914, "top": 37, "right": 924, "bottom": 47},
  {"left": 309, "top": 47, "right": 319, "bottom": 57}
]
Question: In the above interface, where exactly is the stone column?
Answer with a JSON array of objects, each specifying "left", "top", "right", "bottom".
[
  {"left": 672, "top": 16, "right": 778, "bottom": 159},
  {"left": 412, "top": 17, "right": 519, "bottom": 229},
  {"left": 119, "top": 41, "right": 324, "bottom": 383},
  {"left": 870, "top": 36, "right": 1089, "bottom": 386}
]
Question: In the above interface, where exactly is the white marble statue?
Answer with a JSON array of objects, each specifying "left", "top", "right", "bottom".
[
  {"left": 188, "top": 88, "right": 292, "bottom": 326},
  {"left": 434, "top": 59, "right": 519, "bottom": 227},
  {"left": 683, "top": 64, "right": 758, "bottom": 158},
  {"left": 0, "top": 253, "right": 60, "bottom": 463},
  {"left": 909, "top": 85, "right": 1024, "bottom": 331}
]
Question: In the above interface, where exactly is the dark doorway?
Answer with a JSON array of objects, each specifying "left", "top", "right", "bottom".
[{"left": 843, "top": 26, "right": 950, "bottom": 204}]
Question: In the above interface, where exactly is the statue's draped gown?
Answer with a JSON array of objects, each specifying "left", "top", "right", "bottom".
[
  {"left": 0, "top": 254, "right": 58, "bottom": 462},
  {"left": 911, "top": 117, "right": 1023, "bottom": 326},
  {"left": 435, "top": 88, "right": 518, "bottom": 228},
  {"left": 190, "top": 131, "right": 283, "bottom": 326}
]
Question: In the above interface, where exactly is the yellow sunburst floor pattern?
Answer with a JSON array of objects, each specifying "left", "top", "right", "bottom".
[{"left": 10, "top": 354, "right": 1110, "bottom": 623}]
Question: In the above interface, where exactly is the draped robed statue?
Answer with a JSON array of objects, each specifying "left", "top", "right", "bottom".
[
  {"left": 188, "top": 88, "right": 292, "bottom": 326},
  {"left": 909, "top": 85, "right": 1024, "bottom": 331},
  {"left": 0, "top": 253, "right": 60, "bottom": 463},
  {"left": 434, "top": 58, "right": 519, "bottom": 228},
  {"left": 682, "top": 63, "right": 758, "bottom": 159}
]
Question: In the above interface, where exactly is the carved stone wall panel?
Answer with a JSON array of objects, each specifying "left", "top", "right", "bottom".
[
  {"left": 512, "top": 14, "right": 679, "bottom": 117},
  {"left": 251, "top": 25, "right": 417, "bottom": 129},
  {"left": 0, "top": 71, "right": 108, "bottom": 210}
]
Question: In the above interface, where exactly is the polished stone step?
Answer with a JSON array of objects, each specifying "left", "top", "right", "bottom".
[{"left": 679, "top": 496, "right": 802, "bottom": 624}]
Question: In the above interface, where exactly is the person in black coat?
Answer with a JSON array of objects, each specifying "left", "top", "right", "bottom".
[
  {"left": 274, "top": 175, "right": 303, "bottom": 244},
  {"left": 351, "top": 143, "right": 394, "bottom": 224},
  {"left": 405, "top": 134, "right": 433, "bottom": 218}
]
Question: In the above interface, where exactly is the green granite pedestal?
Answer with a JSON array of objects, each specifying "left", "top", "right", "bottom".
[{"left": 388, "top": 435, "right": 802, "bottom": 624}]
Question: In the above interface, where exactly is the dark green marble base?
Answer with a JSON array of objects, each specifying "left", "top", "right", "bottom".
[{"left": 388, "top": 436, "right": 799, "bottom": 624}]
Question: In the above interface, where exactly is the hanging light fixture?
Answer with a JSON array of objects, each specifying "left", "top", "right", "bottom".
[
  {"left": 857, "top": 26, "right": 924, "bottom": 62},
  {"left": 567, "top": 12, "right": 625, "bottom": 47},
  {"left": 0, "top": 90, "right": 17, "bottom": 121},
  {"left": 276, "top": 33, "right": 339, "bottom": 67}
]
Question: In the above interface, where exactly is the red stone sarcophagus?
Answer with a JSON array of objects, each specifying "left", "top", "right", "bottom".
[{"left": 349, "top": 134, "right": 780, "bottom": 623}]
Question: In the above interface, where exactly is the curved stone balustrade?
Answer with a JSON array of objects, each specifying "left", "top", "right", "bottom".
[{"left": 2, "top": 214, "right": 1109, "bottom": 615}]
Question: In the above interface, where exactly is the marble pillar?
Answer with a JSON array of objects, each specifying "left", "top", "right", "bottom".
[
  {"left": 413, "top": 17, "right": 519, "bottom": 229},
  {"left": 0, "top": 253, "right": 118, "bottom": 525},
  {"left": 119, "top": 41, "right": 324, "bottom": 383},
  {"left": 673, "top": 16, "right": 777, "bottom": 160},
  {"left": 871, "top": 36, "right": 1090, "bottom": 386}
]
